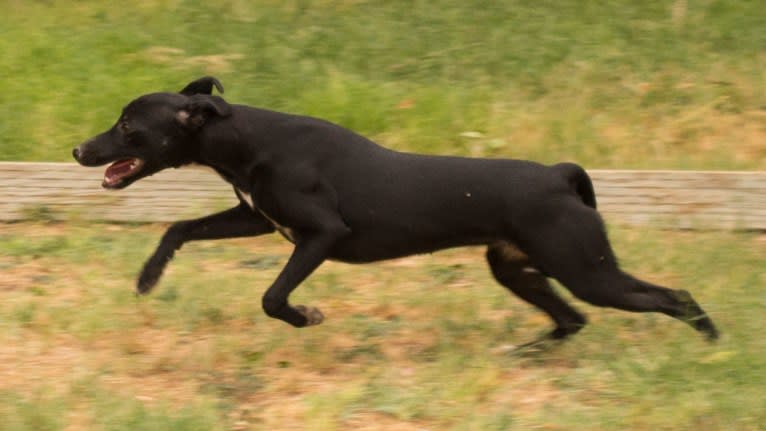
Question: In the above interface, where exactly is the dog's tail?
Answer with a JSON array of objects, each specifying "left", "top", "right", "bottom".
[{"left": 552, "top": 162, "right": 597, "bottom": 209}]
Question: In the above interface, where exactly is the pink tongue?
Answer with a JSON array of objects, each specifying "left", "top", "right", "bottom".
[
  {"left": 104, "top": 159, "right": 135, "bottom": 184},
  {"left": 105, "top": 159, "right": 135, "bottom": 180}
]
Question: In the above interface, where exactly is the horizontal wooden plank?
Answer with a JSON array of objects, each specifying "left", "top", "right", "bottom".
[{"left": 0, "top": 162, "right": 764, "bottom": 230}]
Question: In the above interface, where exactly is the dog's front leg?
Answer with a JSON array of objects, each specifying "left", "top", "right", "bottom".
[
  {"left": 137, "top": 204, "right": 275, "bottom": 294},
  {"left": 261, "top": 223, "right": 350, "bottom": 328}
]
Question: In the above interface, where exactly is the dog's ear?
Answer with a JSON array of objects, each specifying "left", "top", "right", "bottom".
[
  {"left": 179, "top": 76, "right": 224, "bottom": 96},
  {"left": 176, "top": 95, "right": 232, "bottom": 129}
]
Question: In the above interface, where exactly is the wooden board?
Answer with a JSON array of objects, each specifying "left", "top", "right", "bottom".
[
  {"left": 0, "top": 162, "right": 234, "bottom": 223},
  {"left": 0, "top": 162, "right": 764, "bottom": 230},
  {"left": 589, "top": 170, "right": 766, "bottom": 230}
]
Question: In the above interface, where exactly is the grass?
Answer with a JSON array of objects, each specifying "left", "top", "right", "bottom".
[
  {"left": 1, "top": 0, "right": 765, "bottom": 168},
  {"left": 0, "top": 221, "right": 764, "bottom": 430}
]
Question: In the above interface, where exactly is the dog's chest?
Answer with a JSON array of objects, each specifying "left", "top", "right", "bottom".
[{"left": 236, "top": 188, "right": 297, "bottom": 243}]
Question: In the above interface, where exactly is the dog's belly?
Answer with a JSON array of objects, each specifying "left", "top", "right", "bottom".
[{"left": 327, "top": 230, "right": 504, "bottom": 263}]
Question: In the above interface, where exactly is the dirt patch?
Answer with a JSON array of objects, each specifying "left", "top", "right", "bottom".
[
  {"left": 133, "top": 46, "right": 245, "bottom": 74},
  {"left": 0, "top": 329, "right": 201, "bottom": 407},
  {"left": 343, "top": 412, "right": 435, "bottom": 431},
  {"left": 0, "top": 260, "right": 52, "bottom": 292}
]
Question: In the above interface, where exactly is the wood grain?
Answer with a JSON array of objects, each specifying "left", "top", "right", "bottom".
[{"left": 1, "top": 162, "right": 764, "bottom": 229}]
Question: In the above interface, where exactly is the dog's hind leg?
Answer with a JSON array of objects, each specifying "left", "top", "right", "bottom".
[
  {"left": 137, "top": 204, "right": 275, "bottom": 294},
  {"left": 486, "top": 242, "right": 587, "bottom": 340},
  {"left": 561, "top": 270, "right": 719, "bottom": 341},
  {"left": 518, "top": 203, "right": 719, "bottom": 341}
]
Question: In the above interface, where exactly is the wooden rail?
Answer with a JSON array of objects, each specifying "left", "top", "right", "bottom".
[{"left": 0, "top": 162, "right": 764, "bottom": 230}]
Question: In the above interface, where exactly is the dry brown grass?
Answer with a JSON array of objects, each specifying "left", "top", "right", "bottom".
[{"left": 1, "top": 222, "right": 764, "bottom": 430}]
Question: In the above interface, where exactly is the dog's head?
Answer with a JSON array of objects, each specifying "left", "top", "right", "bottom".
[{"left": 73, "top": 77, "right": 232, "bottom": 189}]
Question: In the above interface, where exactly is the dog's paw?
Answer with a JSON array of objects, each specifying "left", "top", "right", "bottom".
[
  {"left": 136, "top": 255, "right": 172, "bottom": 295},
  {"left": 136, "top": 268, "right": 161, "bottom": 295},
  {"left": 294, "top": 305, "right": 324, "bottom": 327}
]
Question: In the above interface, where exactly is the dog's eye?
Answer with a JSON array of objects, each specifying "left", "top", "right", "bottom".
[{"left": 118, "top": 121, "right": 130, "bottom": 133}]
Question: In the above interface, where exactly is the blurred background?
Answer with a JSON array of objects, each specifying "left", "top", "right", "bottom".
[
  {"left": 1, "top": 0, "right": 765, "bottom": 168},
  {"left": 1, "top": 1, "right": 765, "bottom": 430}
]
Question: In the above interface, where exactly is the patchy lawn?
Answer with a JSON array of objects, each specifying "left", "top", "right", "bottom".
[{"left": 1, "top": 222, "right": 764, "bottom": 430}]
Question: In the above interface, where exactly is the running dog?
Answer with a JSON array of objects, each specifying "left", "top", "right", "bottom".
[{"left": 73, "top": 77, "right": 719, "bottom": 342}]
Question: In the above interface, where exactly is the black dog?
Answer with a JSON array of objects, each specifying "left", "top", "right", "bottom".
[{"left": 73, "top": 77, "right": 718, "bottom": 342}]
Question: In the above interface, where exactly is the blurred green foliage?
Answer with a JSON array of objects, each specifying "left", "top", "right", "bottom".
[{"left": 2, "top": 1, "right": 765, "bottom": 167}]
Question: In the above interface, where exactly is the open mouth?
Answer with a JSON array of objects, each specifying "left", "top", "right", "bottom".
[{"left": 102, "top": 158, "right": 144, "bottom": 188}]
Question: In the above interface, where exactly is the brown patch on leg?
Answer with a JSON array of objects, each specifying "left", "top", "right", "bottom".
[
  {"left": 487, "top": 241, "right": 587, "bottom": 341},
  {"left": 491, "top": 240, "right": 528, "bottom": 262},
  {"left": 294, "top": 305, "right": 324, "bottom": 326}
]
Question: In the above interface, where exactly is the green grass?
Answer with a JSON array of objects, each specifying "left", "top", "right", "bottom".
[
  {"left": 0, "top": 222, "right": 764, "bottom": 430},
  {"left": 0, "top": 385, "right": 223, "bottom": 431},
  {"left": 1, "top": 0, "right": 766, "bottom": 168}
]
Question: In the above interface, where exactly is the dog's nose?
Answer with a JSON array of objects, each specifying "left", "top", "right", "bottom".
[{"left": 72, "top": 147, "right": 80, "bottom": 161}]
